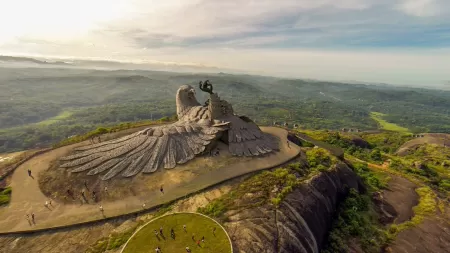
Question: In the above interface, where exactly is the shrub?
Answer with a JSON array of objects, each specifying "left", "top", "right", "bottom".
[
  {"left": 321, "top": 189, "right": 387, "bottom": 253},
  {"left": 271, "top": 197, "right": 282, "bottom": 206},
  {"left": 306, "top": 148, "right": 331, "bottom": 167},
  {"left": 439, "top": 179, "right": 450, "bottom": 191},
  {"left": 197, "top": 200, "right": 227, "bottom": 218},
  {"left": 0, "top": 195, "right": 11, "bottom": 206},
  {"left": 350, "top": 162, "right": 389, "bottom": 192},
  {"left": 1, "top": 187, "right": 12, "bottom": 195},
  {"left": 0, "top": 187, "right": 12, "bottom": 206}
]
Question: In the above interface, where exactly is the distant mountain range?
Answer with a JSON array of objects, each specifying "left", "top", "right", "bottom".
[
  {"left": 1, "top": 55, "right": 449, "bottom": 90},
  {"left": 0, "top": 55, "right": 70, "bottom": 65},
  {"left": 0, "top": 55, "right": 227, "bottom": 74}
]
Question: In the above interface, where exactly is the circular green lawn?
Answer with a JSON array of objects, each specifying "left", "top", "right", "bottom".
[{"left": 122, "top": 212, "right": 232, "bottom": 253}]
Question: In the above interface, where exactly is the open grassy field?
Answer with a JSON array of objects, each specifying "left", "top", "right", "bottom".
[
  {"left": 122, "top": 213, "right": 231, "bottom": 253},
  {"left": 370, "top": 112, "right": 411, "bottom": 133},
  {"left": 36, "top": 110, "right": 73, "bottom": 126}
]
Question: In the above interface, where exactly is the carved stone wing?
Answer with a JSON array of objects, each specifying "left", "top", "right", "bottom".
[
  {"left": 224, "top": 116, "right": 279, "bottom": 156},
  {"left": 60, "top": 122, "right": 223, "bottom": 180}
]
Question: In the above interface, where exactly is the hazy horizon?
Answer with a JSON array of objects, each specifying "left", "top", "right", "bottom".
[{"left": 1, "top": 0, "right": 449, "bottom": 87}]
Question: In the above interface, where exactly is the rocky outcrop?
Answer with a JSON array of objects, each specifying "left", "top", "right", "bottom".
[
  {"left": 225, "top": 163, "right": 364, "bottom": 253},
  {"left": 380, "top": 175, "right": 450, "bottom": 253},
  {"left": 348, "top": 135, "right": 369, "bottom": 148}
]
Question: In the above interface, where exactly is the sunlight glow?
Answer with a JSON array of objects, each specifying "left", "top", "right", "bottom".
[{"left": 0, "top": 0, "right": 131, "bottom": 43}]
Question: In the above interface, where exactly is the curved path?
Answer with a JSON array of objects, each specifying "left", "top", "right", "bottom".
[{"left": 0, "top": 127, "right": 300, "bottom": 233}]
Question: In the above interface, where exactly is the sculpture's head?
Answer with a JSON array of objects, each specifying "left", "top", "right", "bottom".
[{"left": 176, "top": 85, "right": 200, "bottom": 118}]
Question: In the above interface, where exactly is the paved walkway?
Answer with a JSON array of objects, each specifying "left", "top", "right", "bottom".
[{"left": 0, "top": 127, "right": 300, "bottom": 233}]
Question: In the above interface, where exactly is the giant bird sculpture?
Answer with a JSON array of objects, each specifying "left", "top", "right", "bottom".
[{"left": 60, "top": 81, "right": 279, "bottom": 180}]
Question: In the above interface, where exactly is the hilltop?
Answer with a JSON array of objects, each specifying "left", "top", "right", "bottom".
[{"left": 1, "top": 66, "right": 450, "bottom": 153}]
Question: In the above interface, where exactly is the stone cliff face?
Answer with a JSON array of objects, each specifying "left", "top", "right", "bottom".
[{"left": 225, "top": 163, "right": 365, "bottom": 253}]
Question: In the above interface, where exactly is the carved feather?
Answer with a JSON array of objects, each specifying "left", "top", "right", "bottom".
[{"left": 59, "top": 84, "right": 279, "bottom": 180}]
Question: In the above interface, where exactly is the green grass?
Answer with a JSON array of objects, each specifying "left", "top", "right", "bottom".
[
  {"left": 198, "top": 166, "right": 303, "bottom": 218},
  {"left": 370, "top": 112, "right": 411, "bottom": 133},
  {"left": 122, "top": 213, "right": 231, "bottom": 253},
  {"left": 36, "top": 111, "right": 73, "bottom": 126},
  {"left": 388, "top": 149, "right": 450, "bottom": 195},
  {"left": 197, "top": 157, "right": 332, "bottom": 219},
  {"left": 107, "top": 226, "right": 139, "bottom": 250},
  {"left": 0, "top": 187, "right": 12, "bottom": 206}
]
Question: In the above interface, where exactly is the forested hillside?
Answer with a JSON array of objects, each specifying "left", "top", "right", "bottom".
[{"left": 1, "top": 67, "right": 450, "bottom": 152}]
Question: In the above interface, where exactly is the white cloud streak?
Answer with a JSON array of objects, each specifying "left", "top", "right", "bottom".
[{"left": 0, "top": 0, "right": 449, "bottom": 86}]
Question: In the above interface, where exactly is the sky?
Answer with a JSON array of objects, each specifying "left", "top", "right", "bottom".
[{"left": 0, "top": 0, "right": 449, "bottom": 86}]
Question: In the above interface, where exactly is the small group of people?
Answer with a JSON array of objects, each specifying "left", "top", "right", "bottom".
[
  {"left": 25, "top": 212, "right": 36, "bottom": 225},
  {"left": 66, "top": 181, "right": 109, "bottom": 204},
  {"left": 192, "top": 234, "right": 206, "bottom": 247},
  {"left": 80, "top": 188, "right": 98, "bottom": 203},
  {"left": 25, "top": 197, "right": 54, "bottom": 225},
  {"left": 44, "top": 199, "right": 53, "bottom": 210},
  {"left": 89, "top": 135, "right": 101, "bottom": 144},
  {"left": 152, "top": 224, "right": 216, "bottom": 252}
]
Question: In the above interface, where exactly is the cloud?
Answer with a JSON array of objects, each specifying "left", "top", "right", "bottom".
[
  {"left": 397, "top": 0, "right": 441, "bottom": 17},
  {"left": 0, "top": 0, "right": 449, "bottom": 86}
]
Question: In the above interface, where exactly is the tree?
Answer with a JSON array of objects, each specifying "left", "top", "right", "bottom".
[{"left": 370, "top": 148, "right": 382, "bottom": 161}]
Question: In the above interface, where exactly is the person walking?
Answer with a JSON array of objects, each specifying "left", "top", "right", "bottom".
[
  {"left": 183, "top": 224, "right": 187, "bottom": 232},
  {"left": 27, "top": 169, "right": 32, "bottom": 177},
  {"left": 104, "top": 186, "right": 108, "bottom": 193},
  {"left": 155, "top": 246, "right": 161, "bottom": 253},
  {"left": 99, "top": 205, "right": 104, "bottom": 213},
  {"left": 185, "top": 246, "right": 191, "bottom": 253},
  {"left": 159, "top": 226, "right": 163, "bottom": 235},
  {"left": 31, "top": 213, "right": 35, "bottom": 223},
  {"left": 67, "top": 189, "right": 74, "bottom": 199},
  {"left": 160, "top": 185, "right": 164, "bottom": 194}
]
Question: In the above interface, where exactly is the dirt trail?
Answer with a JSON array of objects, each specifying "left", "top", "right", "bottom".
[
  {"left": 0, "top": 183, "right": 233, "bottom": 253},
  {"left": 0, "top": 127, "right": 300, "bottom": 233}
]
